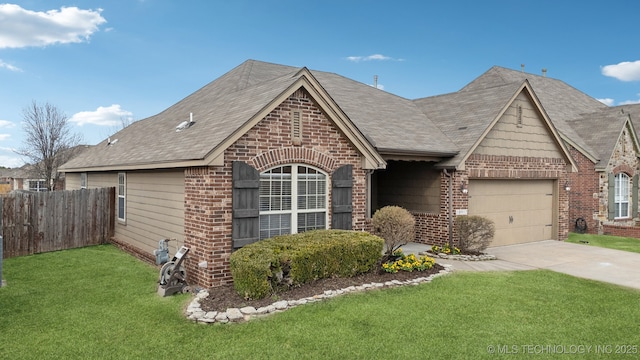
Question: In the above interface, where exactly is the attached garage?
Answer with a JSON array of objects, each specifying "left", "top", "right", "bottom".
[{"left": 468, "top": 179, "right": 556, "bottom": 246}]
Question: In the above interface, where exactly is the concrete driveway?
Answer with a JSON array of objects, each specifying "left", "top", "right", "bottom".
[
  {"left": 487, "top": 240, "right": 640, "bottom": 290},
  {"left": 404, "top": 240, "right": 640, "bottom": 290}
]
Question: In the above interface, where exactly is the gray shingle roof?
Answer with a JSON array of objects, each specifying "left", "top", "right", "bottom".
[
  {"left": 414, "top": 82, "right": 525, "bottom": 167},
  {"left": 62, "top": 60, "right": 458, "bottom": 171},
  {"left": 460, "top": 66, "right": 607, "bottom": 158},
  {"left": 311, "top": 71, "right": 458, "bottom": 156},
  {"left": 568, "top": 105, "right": 640, "bottom": 170}
]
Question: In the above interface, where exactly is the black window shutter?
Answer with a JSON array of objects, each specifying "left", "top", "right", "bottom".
[
  {"left": 332, "top": 164, "right": 353, "bottom": 230},
  {"left": 607, "top": 173, "right": 615, "bottom": 220},
  {"left": 232, "top": 161, "right": 260, "bottom": 248}
]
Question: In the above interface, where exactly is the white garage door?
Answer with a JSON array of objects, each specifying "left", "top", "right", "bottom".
[{"left": 468, "top": 180, "right": 554, "bottom": 246}]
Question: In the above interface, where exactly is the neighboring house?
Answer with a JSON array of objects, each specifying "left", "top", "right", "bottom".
[
  {"left": 59, "top": 60, "right": 636, "bottom": 288},
  {"left": 1, "top": 165, "right": 51, "bottom": 192},
  {"left": 2, "top": 145, "right": 91, "bottom": 192}
]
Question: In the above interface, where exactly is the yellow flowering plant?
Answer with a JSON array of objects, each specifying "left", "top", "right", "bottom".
[
  {"left": 430, "top": 244, "right": 460, "bottom": 255},
  {"left": 381, "top": 252, "right": 436, "bottom": 273}
]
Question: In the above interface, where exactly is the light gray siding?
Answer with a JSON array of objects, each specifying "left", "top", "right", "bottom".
[
  {"left": 475, "top": 92, "right": 563, "bottom": 158},
  {"left": 66, "top": 170, "right": 185, "bottom": 256}
]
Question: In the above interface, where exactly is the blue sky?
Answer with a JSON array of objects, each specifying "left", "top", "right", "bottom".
[{"left": 1, "top": 0, "right": 640, "bottom": 168}]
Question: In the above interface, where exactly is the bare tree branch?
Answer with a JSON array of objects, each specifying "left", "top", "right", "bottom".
[{"left": 15, "top": 101, "right": 83, "bottom": 190}]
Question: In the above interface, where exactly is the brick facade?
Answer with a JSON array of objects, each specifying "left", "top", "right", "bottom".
[
  {"left": 567, "top": 145, "right": 599, "bottom": 234},
  {"left": 183, "top": 88, "right": 367, "bottom": 288},
  {"left": 566, "top": 128, "right": 640, "bottom": 238},
  {"left": 414, "top": 154, "right": 571, "bottom": 246}
]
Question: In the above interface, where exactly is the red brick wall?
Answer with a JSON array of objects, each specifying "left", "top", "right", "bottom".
[
  {"left": 602, "top": 224, "right": 640, "bottom": 238},
  {"left": 567, "top": 146, "right": 599, "bottom": 234},
  {"left": 183, "top": 88, "right": 367, "bottom": 288},
  {"left": 414, "top": 154, "right": 571, "bottom": 246}
]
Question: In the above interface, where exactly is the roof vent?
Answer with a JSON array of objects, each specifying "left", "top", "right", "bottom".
[
  {"left": 542, "top": 68, "right": 547, "bottom": 77},
  {"left": 107, "top": 137, "right": 118, "bottom": 146},
  {"left": 176, "top": 112, "right": 196, "bottom": 132}
]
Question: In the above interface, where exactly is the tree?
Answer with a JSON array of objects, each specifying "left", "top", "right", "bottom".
[{"left": 16, "top": 101, "right": 82, "bottom": 191}]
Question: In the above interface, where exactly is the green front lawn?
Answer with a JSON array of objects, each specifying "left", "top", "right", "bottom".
[
  {"left": 568, "top": 232, "right": 640, "bottom": 254},
  {"left": 1, "top": 245, "right": 638, "bottom": 359}
]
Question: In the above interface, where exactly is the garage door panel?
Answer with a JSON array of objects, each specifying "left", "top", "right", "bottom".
[{"left": 468, "top": 180, "right": 554, "bottom": 247}]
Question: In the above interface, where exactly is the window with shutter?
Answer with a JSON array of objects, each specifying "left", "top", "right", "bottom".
[
  {"left": 614, "top": 173, "right": 630, "bottom": 219},
  {"left": 259, "top": 164, "right": 327, "bottom": 240}
]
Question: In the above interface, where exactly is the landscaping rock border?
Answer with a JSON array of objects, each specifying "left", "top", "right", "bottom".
[
  {"left": 185, "top": 264, "right": 453, "bottom": 324},
  {"left": 420, "top": 252, "right": 496, "bottom": 261}
]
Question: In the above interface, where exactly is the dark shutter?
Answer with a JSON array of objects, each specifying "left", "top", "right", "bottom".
[
  {"left": 332, "top": 164, "right": 353, "bottom": 230},
  {"left": 633, "top": 174, "right": 639, "bottom": 218},
  {"left": 608, "top": 173, "right": 615, "bottom": 220},
  {"left": 232, "top": 161, "right": 260, "bottom": 248}
]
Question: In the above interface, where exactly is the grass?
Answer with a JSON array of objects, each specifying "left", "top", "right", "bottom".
[
  {"left": 1, "top": 245, "right": 639, "bottom": 359},
  {"left": 568, "top": 232, "right": 640, "bottom": 254}
]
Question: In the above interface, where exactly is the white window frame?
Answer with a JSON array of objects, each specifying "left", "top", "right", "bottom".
[
  {"left": 259, "top": 164, "right": 328, "bottom": 240},
  {"left": 615, "top": 173, "right": 630, "bottom": 219},
  {"left": 118, "top": 172, "right": 126, "bottom": 222},
  {"left": 80, "top": 173, "right": 87, "bottom": 189},
  {"left": 28, "top": 180, "right": 48, "bottom": 192}
]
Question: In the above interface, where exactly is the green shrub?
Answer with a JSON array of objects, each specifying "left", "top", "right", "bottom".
[
  {"left": 371, "top": 206, "right": 416, "bottom": 258},
  {"left": 229, "top": 230, "right": 384, "bottom": 300},
  {"left": 455, "top": 215, "right": 495, "bottom": 252}
]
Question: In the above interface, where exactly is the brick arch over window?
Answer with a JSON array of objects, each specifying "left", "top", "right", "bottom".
[
  {"left": 613, "top": 164, "right": 635, "bottom": 176},
  {"left": 250, "top": 147, "right": 338, "bottom": 173}
]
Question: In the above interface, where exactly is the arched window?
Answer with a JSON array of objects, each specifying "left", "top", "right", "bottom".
[
  {"left": 259, "top": 165, "right": 327, "bottom": 240},
  {"left": 615, "top": 173, "right": 630, "bottom": 218}
]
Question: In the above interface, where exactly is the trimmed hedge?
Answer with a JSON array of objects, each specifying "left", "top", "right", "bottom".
[{"left": 229, "top": 230, "right": 384, "bottom": 300}]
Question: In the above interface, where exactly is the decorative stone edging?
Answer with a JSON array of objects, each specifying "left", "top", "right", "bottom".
[
  {"left": 185, "top": 265, "right": 453, "bottom": 324},
  {"left": 420, "top": 252, "right": 497, "bottom": 261}
]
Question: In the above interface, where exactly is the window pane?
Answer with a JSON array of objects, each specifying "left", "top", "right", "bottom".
[
  {"left": 259, "top": 214, "right": 291, "bottom": 240},
  {"left": 118, "top": 197, "right": 125, "bottom": 219},
  {"left": 297, "top": 212, "right": 326, "bottom": 233}
]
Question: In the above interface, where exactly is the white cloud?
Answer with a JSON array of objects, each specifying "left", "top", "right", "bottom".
[
  {"left": 619, "top": 99, "right": 640, "bottom": 105},
  {"left": 0, "top": 4, "right": 106, "bottom": 49},
  {"left": 347, "top": 54, "right": 404, "bottom": 62},
  {"left": 601, "top": 60, "right": 640, "bottom": 81},
  {"left": 0, "top": 134, "right": 10, "bottom": 141},
  {"left": 69, "top": 105, "right": 133, "bottom": 126},
  {"left": 0, "top": 59, "right": 22, "bottom": 72},
  {"left": 597, "top": 98, "right": 615, "bottom": 106},
  {"left": 0, "top": 120, "right": 16, "bottom": 128}
]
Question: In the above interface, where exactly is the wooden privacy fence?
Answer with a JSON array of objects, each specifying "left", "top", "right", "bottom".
[{"left": 1, "top": 187, "right": 115, "bottom": 258}]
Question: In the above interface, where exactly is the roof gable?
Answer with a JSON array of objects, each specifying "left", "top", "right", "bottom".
[
  {"left": 415, "top": 81, "right": 576, "bottom": 170},
  {"left": 460, "top": 66, "right": 606, "bottom": 159},
  {"left": 567, "top": 107, "right": 640, "bottom": 171},
  {"left": 61, "top": 60, "right": 385, "bottom": 172}
]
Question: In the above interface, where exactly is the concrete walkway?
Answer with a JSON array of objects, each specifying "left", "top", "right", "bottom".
[{"left": 401, "top": 240, "right": 640, "bottom": 290}]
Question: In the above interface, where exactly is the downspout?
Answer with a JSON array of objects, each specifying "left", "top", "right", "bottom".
[{"left": 443, "top": 169, "right": 454, "bottom": 249}]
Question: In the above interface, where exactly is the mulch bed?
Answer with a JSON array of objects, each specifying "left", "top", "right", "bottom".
[{"left": 199, "top": 264, "right": 444, "bottom": 313}]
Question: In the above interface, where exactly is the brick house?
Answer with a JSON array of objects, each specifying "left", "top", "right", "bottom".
[{"left": 60, "top": 60, "right": 637, "bottom": 288}]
